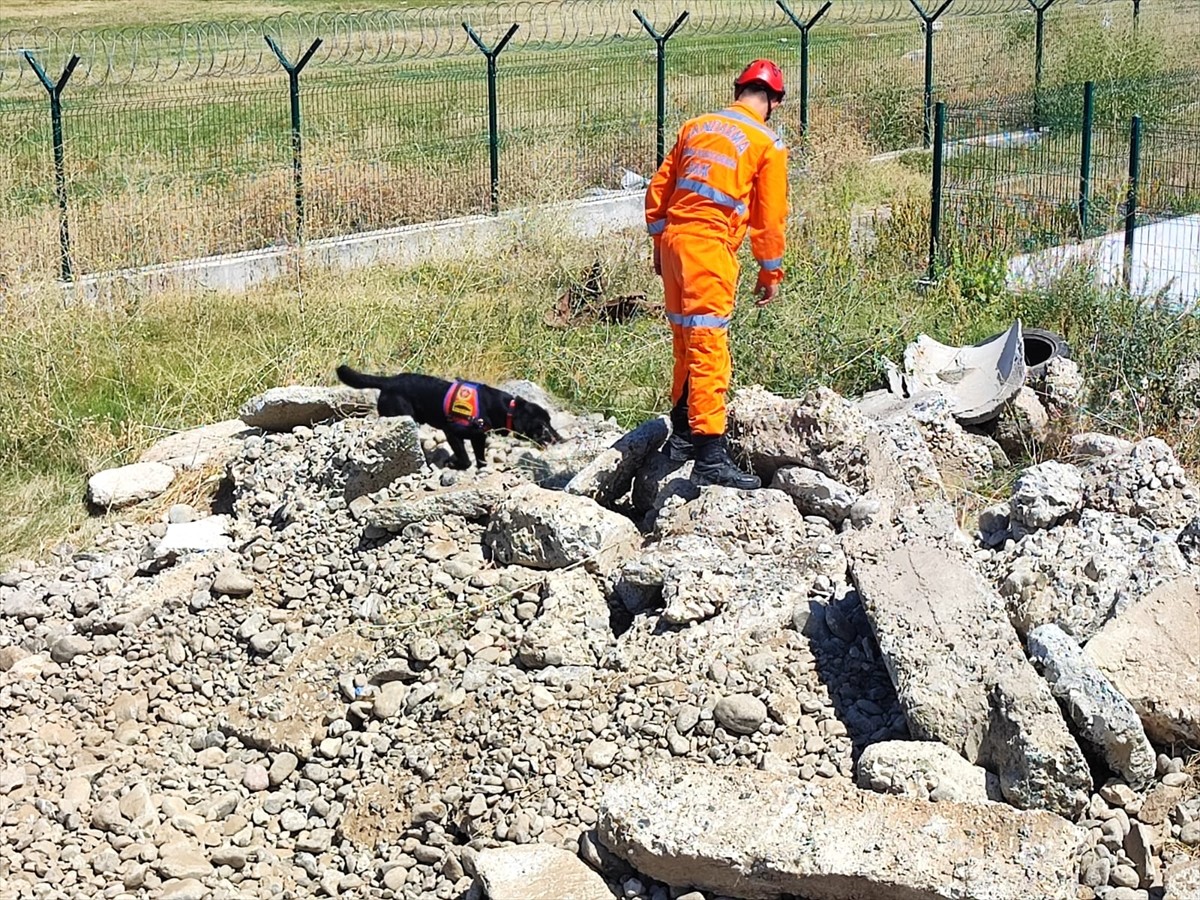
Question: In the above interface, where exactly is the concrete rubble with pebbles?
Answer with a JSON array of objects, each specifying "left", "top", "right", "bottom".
[{"left": 1, "top": 374, "right": 1197, "bottom": 900}]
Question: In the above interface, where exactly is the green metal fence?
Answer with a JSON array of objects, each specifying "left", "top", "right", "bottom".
[
  {"left": 931, "top": 70, "right": 1200, "bottom": 307},
  {"left": 1, "top": 0, "right": 1198, "bottom": 284}
]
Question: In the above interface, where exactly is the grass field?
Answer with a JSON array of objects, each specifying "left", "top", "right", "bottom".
[{"left": 0, "top": 0, "right": 467, "bottom": 30}]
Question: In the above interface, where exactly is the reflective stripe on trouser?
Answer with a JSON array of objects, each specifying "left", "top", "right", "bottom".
[{"left": 661, "top": 230, "right": 738, "bottom": 437}]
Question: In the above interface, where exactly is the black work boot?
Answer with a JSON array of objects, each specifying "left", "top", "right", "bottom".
[
  {"left": 692, "top": 434, "right": 761, "bottom": 490},
  {"left": 664, "top": 393, "right": 694, "bottom": 462}
]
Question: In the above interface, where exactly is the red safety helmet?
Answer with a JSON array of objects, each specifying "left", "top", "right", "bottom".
[{"left": 734, "top": 59, "right": 786, "bottom": 100}]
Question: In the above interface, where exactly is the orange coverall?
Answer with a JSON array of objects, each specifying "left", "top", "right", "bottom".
[{"left": 644, "top": 100, "right": 789, "bottom": 437}]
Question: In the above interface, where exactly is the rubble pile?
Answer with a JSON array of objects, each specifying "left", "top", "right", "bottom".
[{"left": 1, "top": 361, "right": 1198, "bottom": 900}]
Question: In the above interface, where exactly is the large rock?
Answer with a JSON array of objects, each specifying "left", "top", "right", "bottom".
[
  {"left": 1009, "top": 461, "right": 1084, "bottom": 531},
  {"left": 847, "top": 529, "right": 1090, "bottom": 818},
  {"left": 362, "top": 472, "right": 518, "bottom": 531},
  {"left": 993, "top": 386, "right": 1050, "bottom": 458},
  {"left": 728, "top": 385, "right": 873, "bottom": 489},
  {"left": 1080, "top": 436, "right": 1199, "bottom": 528},
  {"left": 565, "top": 416, "right": 669, "bottom": 506},
  {"left": 139, "top": 419, "right": 258, "bottom": 471},
  {"left": 1027, "top": 623, "right": 1156, "bottom": 788},
  {"left": 238, "top": 385, "right": 377, "bottom": 431},
  {"left": 855, "top": 740, "right": 999, "bottom": 804},
  {"left": 517, "top": 569, "right": 614, "bottom": 668},
  {"left": 339, "top": 416, "right": 424, "bottom": 499},
  {"left": 483, "top": 483, "right": 640, "bottom": 574},
  {"left": 729, "top": 386, "right": 944, "bottom": 522},
  {"left": 1084, "top": 576, "right": 1200, "bottom": 746},
  {"left": 769, "top": 466, "right": 860, "bottom": 526},
  {"left": 1165, "top": 859, "right": 1200, "bottom": 900},
  {"left": 994, "top": 509, "right": 1189, "bottom": 641},
  {"left": 473, "top": 844, "right": 616, "bottom": 900},
  {"left": 985, "top": 662, "right": 1091, "bottom": 818},
  {"left": 86, "top": 462, "right": 176, "bottom": 510},
  {"left": 598, "top": 760, "right": 1083, "bottom": 900}
]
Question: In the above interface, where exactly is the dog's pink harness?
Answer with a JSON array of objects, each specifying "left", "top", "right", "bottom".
[{"left": 443, "top": 381, "right": 517, "bottom": 432}]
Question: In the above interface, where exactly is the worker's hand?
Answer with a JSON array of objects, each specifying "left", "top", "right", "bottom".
[
  {"left": 754, "top": 275, "right": 780, "bottom": 307},
  {"left": 653, "top": 243, "right": 662, "bottom": 276}
]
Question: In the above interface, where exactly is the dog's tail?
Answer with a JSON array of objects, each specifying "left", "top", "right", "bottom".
[{"left": 336, "top": 364, "right": 391, "bottom": 390}]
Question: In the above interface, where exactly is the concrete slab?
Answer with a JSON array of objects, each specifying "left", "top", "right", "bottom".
[
  {"left": 599, "top": 759, "right": 1083, "bottom": 900},
  {"left": 1008, "top": 214, "right": 1200, "bottom": 311}
]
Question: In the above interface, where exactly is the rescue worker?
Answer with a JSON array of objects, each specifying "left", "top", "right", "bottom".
[{"left": 644, "top": 59, "right": 789, "bottom": 490}]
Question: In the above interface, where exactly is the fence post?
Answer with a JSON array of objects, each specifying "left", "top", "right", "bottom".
[
  {"left": 266, "top": 36, "right": 323, "bottom": 244},
  {"left": 1123, "top": 114, "right": 1142, "bottom": 293},
  {"left": 464, "top": 22, "right": 519, "bottom": 215},
  {"left": 24, "top": 52, "right": 80, "bottom": 282},
  {"left": 1027, "top": 0, "right": 1056, "bottom": 129},
  {"left": 634, "top": 9, "right": 689, "bottom": 168},
  {"left": 927, "top": 101, "right": 946, "bottom": 283},
  {"left": 776, "top": 0, "right": 832, "bottom": 139},
  {"left": 1078, "top": 80, "right": 1094, "bottom": 238},
  {"left": 908, "top": 0, "right": 954, "bottom": 149}
]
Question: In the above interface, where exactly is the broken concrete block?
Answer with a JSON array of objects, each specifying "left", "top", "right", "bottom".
[
  {"left": 1041, "top": 356, "right": 1084, "bottom": 419},
  {"left": 565, "top": 416, "right": 669, "bottom": 506},
  {"left": 729, "top": 385, "right": 874, "bottom": 488},
  {"left": 1009, "top": 460, "right": 1084, "bottom": 531},
  {"left": 984, "top": 663, "right": 1091, "bottom": 819},
  {"left": 483, "top": 483, "right": 641, "bottom": 574},
  {"left": 1084, "top": 576, "right": 1200, "bottom": 746},
  {"left": 1164, "top": 858, "right": 1200, "bottom": 900},
  {"left": 996, "top": 509, "right": 1188, "bottom": 641},
  {"left": 598, "top": 760, "right": 1083, "bottom": 900},
  {"left": 87, "top": 462, "right": 176, "bottom": 511},
  {"left": 855, "top": 740, "right": 1000, "bottom": 804},
  {"left": 517, "top": 569, "right": 613, "bottom": 669},
  {"left": 363, "top": 472, "right": 516, "bottom": 531},
  {"left": 1068, "top": 431, "right": 1135, "bottom": 461},
  {"left": 847, "top": 528, "right": 1090, "bottom": 818},
  {"left": 994, "top": 386, "right": 1050, "bottom": 458},
  {"left": 1081, "top": 436, "right": 1199, "bottom": 529},
  {"left": 239, "top": 385, "right": 377, "bottom": 431},
  {"left": 340, "top": 416, "right": 424, "bottom": 500},
  {"left": 1027, "top": 623, "right": 1156, "bottom": 788},
  {"left": 658, "top": 485, "right": 821, "bottom": 560},
  {"left": 473, "top": 843, "right": 617, "bottom": 900},
  {"left": 139, "top": 419, "right": 258, "bottom": 472},
  {"left": 630, "top": 452, "right": 698, "bottom": 519},
  {"left": 769, "top": 466, "right": 859, "bottom": 525}
]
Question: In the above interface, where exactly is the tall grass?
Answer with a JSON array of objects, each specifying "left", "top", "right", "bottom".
[{"left": 5, "top": 117, "right": 1200, "bottom": 566}]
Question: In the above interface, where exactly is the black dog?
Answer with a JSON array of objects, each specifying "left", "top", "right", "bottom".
[{"left": 336, "top": 365, "right": 562, "bottom": 469}]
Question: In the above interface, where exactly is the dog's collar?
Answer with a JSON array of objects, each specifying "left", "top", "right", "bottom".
[{"left": 506, "top": 398, "right": 516, "bottom": 433}]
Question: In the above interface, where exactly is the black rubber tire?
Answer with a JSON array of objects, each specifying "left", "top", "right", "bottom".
[
  {"left": 973, "top": 326, "right": 1070, "bottom": 381},
  {"left": 1020, "top": 327, "right": 1071, "bottom": 379}
]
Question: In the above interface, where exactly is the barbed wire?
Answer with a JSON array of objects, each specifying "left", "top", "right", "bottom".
[{"left": 0, "top": 0, "right": 1154, "bottom": 92}]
